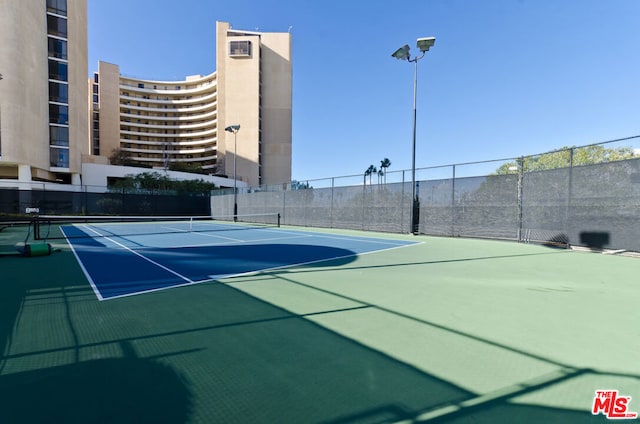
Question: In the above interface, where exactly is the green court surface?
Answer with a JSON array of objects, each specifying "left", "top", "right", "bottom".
[{"left": 1, "top": 226, "right": 638, "bottom": 423}]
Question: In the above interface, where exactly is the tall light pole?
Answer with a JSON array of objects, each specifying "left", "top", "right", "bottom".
[
  {"left": 225, "top": 124, "right": 240, "bottom": 221},
  {"left": 392, "top": 36, "right": 435, "bottom": 234}
]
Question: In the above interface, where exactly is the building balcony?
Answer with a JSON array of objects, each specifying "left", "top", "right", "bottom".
[
  {"left": 120, "top": 137, "right": 218, "bottom": 147},
  {"left": 121, "top": 127, "right": 217, "bottom": 138},
  {"left": 119, "top": 95, "right": 217, "bottom": 112},
  {"left": 120, "top": 109, "right": 217, "bottom": 123},
  {"left": 120, "top": 118, "right": 216, "bottom": 131}
]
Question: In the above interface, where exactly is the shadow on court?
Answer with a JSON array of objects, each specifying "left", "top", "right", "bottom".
[
  {"left": 0, "top": 351, "right": 193, "bottom": 423},
  {"left": 0, "top": 251, "right": 192, "bottom": 423},
  {"left": 0, "top": 239, "right": 634, "bottom": 422},
  {"left": 0, "top": 248, "right": 469, "bottom": 423},
  {"left": 72, "top": 241, "right": 362, "bottom": 299}
]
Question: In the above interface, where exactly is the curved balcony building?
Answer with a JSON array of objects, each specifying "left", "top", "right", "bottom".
[
  {"left": 117, "top": 72, "right": 218, "bottom": 172},
  {"left": 93, "top": 21, "right": 292, "bottom": 188}
]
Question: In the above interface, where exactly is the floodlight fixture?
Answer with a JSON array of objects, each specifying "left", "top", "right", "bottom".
[
  {"left": 416, "top": 37, "right": 436, "bottom": 53},
  {"left": 225, "top": 124, "right": 240, "bottom": 133},
  {"left": 391, "top": 45, "right": 411, "bottom": 61}
]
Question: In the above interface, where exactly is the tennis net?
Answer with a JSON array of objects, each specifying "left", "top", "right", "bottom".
[
  {"left": 0, "top": 218, "right": 33, "bottom": 256},
  {"left": 33, "top": 213, "right": 281, "bottom": 240}
]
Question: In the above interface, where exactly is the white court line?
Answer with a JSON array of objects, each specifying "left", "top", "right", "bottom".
[
  {"left": 62, "top": 227, "right": 105, "bottom": 301},
  {"left": 219, "top": 241, "right": 424, "bottom": 283},
  {"left": 161, "top": 225, "right": 246, "bottom": 243},
  {"left": 268, "top": 228, "right": 420, "bottom": 247},
  {"left": 130, "top": 234, "right": 315, "bottom": 250},
  {"left": 73, "top": 224, "right": 197, "bottom": 300},
  {"left": 174, "top": 231, "right": 313, "bottom": 246}
]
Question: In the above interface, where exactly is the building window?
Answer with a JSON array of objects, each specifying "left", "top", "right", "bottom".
[
  {"left": 50, "top": 125, "right": 69, "bottom": 147},
  {"left": 47, "top": 15, "right": 67, "bottom": 38},
  {"left": 50, "top": 147, "right": 70, "bottom": 168},
  {"left": 48, "top": 38, "right": 67, "bottom": 60},
  {"left": 229, "top": 40, "right": 251, "bottom": 57},
  {"left": 46, "top": 0, "right": 67, "bottom": 16},
  {"left": 49, "top": 104, "right": 69, "bottom": 125},
  {"left": 48, "top": 60, "right": 68, "bottom": 81},
  {"left": 49, "top": 81, "right": 69, "bottom": 103}
]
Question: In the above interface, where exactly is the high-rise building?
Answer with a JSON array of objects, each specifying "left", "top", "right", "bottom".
[
  {"left": 92, "top": 21, "right": 292, "bottom": 188},
  {"left": 0, "top": 0, "right": 89, "bottom": 186},
  {"left": 0, "top": 2, "right": 292, "bottom": 190}
]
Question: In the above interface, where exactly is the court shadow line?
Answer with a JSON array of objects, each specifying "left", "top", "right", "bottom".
[
  {"left": 0, "top": 305, "right": 372, "bottom": 362},
  {"left": 236, "top": 250, "right": 568, "bottom": 276},
  {"left": 404, "top": 366, "right": 640, "bottom": 423},
  {"left": 257, "top": 270, "right": 573, "bottom": 370}
]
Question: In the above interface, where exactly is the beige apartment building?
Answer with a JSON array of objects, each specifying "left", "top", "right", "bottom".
[
  {"left": 0, "top": 1, "right": 292, "bottom": 190},
  {"left": 0, "top": 0, "right": 89, "bottom": 186},
  {"left": 92, "top": 21, "right": 292, "bottom": 188}
]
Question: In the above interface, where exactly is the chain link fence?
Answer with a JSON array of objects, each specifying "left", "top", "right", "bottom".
[{"left": 212, "top": 137, "right": 640, "bottom": 252}]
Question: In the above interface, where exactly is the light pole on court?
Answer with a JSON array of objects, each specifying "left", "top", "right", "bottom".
[
  {"left": 391, "top": 36, "right": 435, "bottom": 234},
  {"left": 224, "top": 124, "right": 240, "bottom": 221}
]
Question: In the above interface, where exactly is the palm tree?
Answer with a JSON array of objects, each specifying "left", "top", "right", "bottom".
[
  {"left": 364, "top": 165, "right": 377, "bottom": 185},
  {"left": 380, "top": 158, "right": 392, "bottom": 184}
]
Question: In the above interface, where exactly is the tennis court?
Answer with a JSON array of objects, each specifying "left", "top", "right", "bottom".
[
  {"left": 44, "top": 215, "right": 419, "bottom": 300},
  {"left": 0, "top": 217, "right": 639, "bottom": 423}
]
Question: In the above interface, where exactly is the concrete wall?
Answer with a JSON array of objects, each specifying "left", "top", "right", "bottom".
[
  {"left": 97, "top": 61, "right": 122, "bottom": 158},
  {"left": 0, "top": 0, "right": 50, "bottom": 170},
  {"left": 67, "top": 0, "right": 89, "bottom": 174},
  {"left": 81, "top": 163, "right": 246, "bottom": 192},
  {"left": 259, "top": 32, "right": 292, "bottom": 186}
]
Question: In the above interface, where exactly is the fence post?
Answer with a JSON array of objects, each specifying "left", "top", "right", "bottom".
[
  {"left": 566, "top": 148, "right": 574, "bottom": 245},
  {"left": 451, "top": 164, "right": 456, "bottom": 237},
  {"left": 362, "top": 177, "right": 366, "bottom": 230},
  {"left": 282, "top": 189, "right": 286, "bottom": 225},
  {"left": 330, "top": 177, "right": 335, "bottom": 229},
  {"left": 517, "top": 156, "right": 525, "bottom": 242},
  {"left": 401, "top": 170, "right": 405, "bottom": 233}
]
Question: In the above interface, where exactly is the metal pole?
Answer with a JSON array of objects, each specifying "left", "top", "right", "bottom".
[
  {"left": 451, "top": 164, "right": 456, "bottom": 236},
  {"left": 233, "top": 132, "right": 238, "bottom": 221},
  {"left": 410, "top": 58, "right": 419, "bottom": 234},
  {"left": 517, "top": 157, "right": 524, "bottom": 242}
]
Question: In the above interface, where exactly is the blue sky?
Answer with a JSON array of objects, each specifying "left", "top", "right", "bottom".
[{"left": 88, "top": 0, "right": 640, "bottom": 182}]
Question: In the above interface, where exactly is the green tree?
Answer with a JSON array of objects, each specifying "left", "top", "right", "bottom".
[
  {"left": 107, "top": 172, "right": 215, "bottom": 195},
  {"left": 379, "top": 158, "right": 392, "bottom": 183},
  {"left": 495, "top": 145, "right": 638, "bottom": 174},
  {"left": 364, "top": 165, "right": 377, "bottom": 185},
  {"left": 168, "top": 162, "right": 207, "bottom": 175},
  {"left": 109, "top": 148, "right": 135, "bottom": 166},
  {"left": 291, "top": 180, "right": 312, "bottom": 190}
]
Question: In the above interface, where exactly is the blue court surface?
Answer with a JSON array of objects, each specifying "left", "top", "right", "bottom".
[{"left": 61, "top": 221, "right": 419, "bottom": 300}]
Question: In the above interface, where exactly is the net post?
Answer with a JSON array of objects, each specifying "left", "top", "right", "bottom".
[
  {"left": 277, "top": 213, "right": 281, "bottom": 227},
  {"left": 33, "top": 215, "right": 41, "bottom": 240}
]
